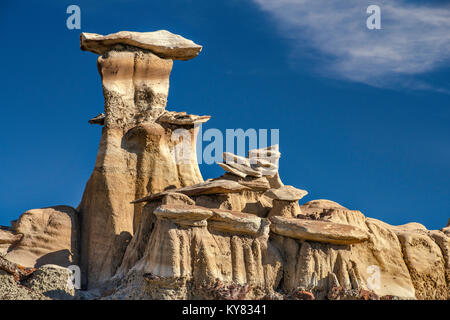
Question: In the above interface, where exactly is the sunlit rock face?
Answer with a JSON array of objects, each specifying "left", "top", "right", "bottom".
[{"left": 78, "top": 31, "right": 206, "bottom": 289}]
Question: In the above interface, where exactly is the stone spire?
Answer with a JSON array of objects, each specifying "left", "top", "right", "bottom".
[{"left": 78, "top": 30, "right": 206, "bottom": 288}]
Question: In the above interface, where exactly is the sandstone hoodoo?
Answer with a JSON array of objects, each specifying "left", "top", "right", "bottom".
[
  {"left": 0, "top": 30, "right": 449, "bottom": 300},
  {"left": 78, "top": 30, "right": 207, "bottom": 288}
]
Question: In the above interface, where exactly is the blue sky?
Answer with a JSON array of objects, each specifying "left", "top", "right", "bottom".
[{"left": 0, "top": 0, "right": 449, "bottom": 229}]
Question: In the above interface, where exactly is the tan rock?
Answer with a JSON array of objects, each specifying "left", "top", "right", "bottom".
[
  {"left": 428, "top": 230, "right": 450, "bottom": 298},
  {"left": 218, "top": 162, "right": 262, "bottom": 178},
  {"left": 0, "top": 270, "right": 49, "bottom": 300},
  {"left": 266, "top": 173, "right": 284, "bottom": 188},
  {"left": 264, "top": 185, "right": 308, "bottom": 201},
  {"left": 248, "top": 145, "right": 281, "bottom": 159},
  {"left": 78, "top": 33, "right": 205, "bottom": 288},
  {"left": 301, "top": 199, "right": 347, "bottom": 213},
  {"left": 161, "top": 193, "right": 195, "bottom": 206},
  {"left": 268, "top": 200, "right": 302, "bottom": 218},
  {"left": 80, "top": 30, "right": 202, "bottom": 60},
  {"left": 269, "top": 216, "right": 369, "bottom": 245},
  {"left": 111, "top": 202, "right": 281, "bottom": 300},
  {"left": 217, "top": 162, "right": 247, "bottom": 178},
  {"left": 154, "top": 204, "right": 213, "bottom": 227},
  {"left": 208, "top": 209, "right": 269, "bottom": 236},
  {"left": 395, "top": 230, "right": 447, "bottom": 300},
  {"left": 157, "top": 111, "right": 210, "bottom": 125},
  {"left": 4, "top": 206, "right": 79, "bottom": 268},
  {"left": 88, "top": 113, "right": 105, "bottom": 125},
  {"left": 132, "top": 179, "right": 251, "bottom": 203},
  {"left": 23, "top": 264, "right": 76, "bottom": 300}
]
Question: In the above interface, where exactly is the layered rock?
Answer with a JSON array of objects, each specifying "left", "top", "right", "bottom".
[
  {"left": 0, "top": 228, "right": 22, "bottom": 256},
  {"left": 106, "top": 147, "right": 450, "bottom": 300},
  {"left": 110, "top": 194, "right": 278, "bottom": 299},
  {"left": 264, "top": 185, "right": 308, "bottom": 218},
  {"left": 218, "top": 146, "right": 283, "bottom": 188},
  {"left": 78, "top": 30, "right": 205, "bottom": 288},
  {"left": 1, "top": 29, "right": 449, "bottom": 301},
  {"left": 3, "top": 206, "right": 79, "bottom": 268},
  {"left": 81, "top": 30, "right": 202, "bottom": 60}
]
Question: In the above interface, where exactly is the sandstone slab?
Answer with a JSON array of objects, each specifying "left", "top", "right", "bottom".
[{"left": 81, "top": 30, "right": 202, "bottom": 60}]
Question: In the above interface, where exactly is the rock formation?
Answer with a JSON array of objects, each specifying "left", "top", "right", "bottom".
[
  {"left": 0, "top": 29, "right": 449, "bottom": 300},
  {"left": 78, "top": 30, "right": 207, "bottom": 288},
  {"left": 0, "top": 206, "right": 79, "bottom": 268}
]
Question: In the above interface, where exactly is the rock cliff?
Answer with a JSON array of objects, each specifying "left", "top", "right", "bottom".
[{"left": 0, "top": 30, "right": 448, "bottom": 300}]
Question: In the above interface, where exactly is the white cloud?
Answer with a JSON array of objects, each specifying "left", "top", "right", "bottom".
[{"left": 252, "top": 0, "right": 450, "bottom": 91}]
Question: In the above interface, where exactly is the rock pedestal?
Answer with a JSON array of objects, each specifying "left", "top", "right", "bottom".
[{"left": 78, "top": 30, "right": 206, "bottom": 288}]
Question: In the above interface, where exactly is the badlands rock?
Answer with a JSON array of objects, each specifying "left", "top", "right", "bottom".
[
  {"left": 208, "top": 209, "right": 269, "bottom": 236},
  {"left": 248, "top": 145, "right": 281, "bottom": 159},
  {"left": 264, "top": 185, "right": 308, "bottom": 201},
  {"left": 0, "top": 258, "right": 75, "bottom": 300},
  {"left": 161, "top": 192, "right": 195, "bottom": 206},
  {"left": 301, "top": 199, "right": 347, "bottom": 215},
  {"left": 132, "top": 179, "right": 251, "bottom": 203},
  {"left": 218, "top": 146, "right": 280, "bottom": 179},
  {"left": 218, "top": 162, "right": 262, "bottom": 178},
  {"left": 223, "top": 152, "right": 250, "bottom": 166},
  {"left": 153, "top": 204, "right": 213, "bottom": 227},
  {"left": 264, "top": 186, "right": 308, "bottom": 218},
  {"left": 157, "top": 111, "right": 210, "bottom": 125},
  {"left": 78, "top": 31, "right": 204, "bottom": 288},
  {"left": 4, "top": 206, "right": 79, "bottom": 268},
  {"left": 269, "top": 216, "right": 369, "bottom": 245},
  {"left": 0, "top": 228, "right": 22, "bottom": 256},
  {"left": 268, "top": 201, "right": 302, "bottom": 218},
  {"left": 0, "top": 255, "right": 36, "bottom": 282},
  {"left": 88, "top": 113, "right": 105, "bottom": 125},
  {"left": 217, "top": 162, "right": 247, "bottom": 178},
  {"left": 394, "top": 230, "right": 448, "bottom": 299},
  {"left": 23, "top": 264, "right": 76, "bottom": 300},
  {"left": 219, "top": 173, "right": 271, "bottom": 192},
  {"left": 2, "top": 30, "right": 450, "bottom": 300},
  {"left": 80, "top": 30, "right": 202, "bottom": 60},
  {"left": 0, "top": 270, "right": 49, "bottom": 300}
]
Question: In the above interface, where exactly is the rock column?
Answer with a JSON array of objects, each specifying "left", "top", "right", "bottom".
[{"left": 78, "top": 31, "right": 204, "bottom": 288}]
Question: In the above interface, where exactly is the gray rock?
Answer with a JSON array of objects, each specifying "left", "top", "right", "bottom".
[{"left": 23, "top": 264, "right": 75, "bottom": 300}]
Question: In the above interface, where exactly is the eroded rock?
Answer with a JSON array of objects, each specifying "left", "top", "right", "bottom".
[
  {"left": 269, "top": 216, "right": 369, "bottom": 245},
  {"left": 81, "top": 30, "right": 202, "bottom": 60}
]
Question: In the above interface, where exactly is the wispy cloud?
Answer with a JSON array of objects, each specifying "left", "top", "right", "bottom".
[{"left": 252, "top": 0, "right": 450, "bottom": 91}]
